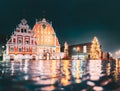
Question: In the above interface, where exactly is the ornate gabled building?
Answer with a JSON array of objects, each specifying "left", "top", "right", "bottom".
[
  {"left": 3, "top": 19, "right": 37, "bottom": 60},
  {"left": 3, "top": 18, "right": 64, "bottom": 60},
  {"left": 32, "top": 18, "right": 64, "bottom": 60}
]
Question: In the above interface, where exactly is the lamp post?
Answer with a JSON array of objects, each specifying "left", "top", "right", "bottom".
[{"left": 76, "top": 47, "right": 80, "bottom": 60}]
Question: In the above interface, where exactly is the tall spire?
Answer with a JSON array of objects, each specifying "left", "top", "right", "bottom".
[{"left": 90, "top": 36, "right": 101, "bottom": 60}]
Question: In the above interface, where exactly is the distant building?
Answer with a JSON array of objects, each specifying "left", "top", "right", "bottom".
[
  {"left": 68, "top": 42, "right": 92, "bottom": 60},
  {"left": 68, "top": 36, "right": 103, "bottom": 60}
]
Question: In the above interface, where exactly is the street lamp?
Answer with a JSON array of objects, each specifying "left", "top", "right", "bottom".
[{"left": 76, "top": 47, "right": 80, "bottom": 60}]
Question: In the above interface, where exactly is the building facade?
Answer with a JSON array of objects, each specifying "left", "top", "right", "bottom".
[
  {"left": 68, "top": 42, "right": 92, "bottom": 60},
  {"left": 32, "top": 18, "right": 64, "bottom": 60},
  {"left": 3, "top": 18, "right": 64, "bottom": 61},
  {"left": 3, "top": 19, "right": 37, "bottom": 60}
]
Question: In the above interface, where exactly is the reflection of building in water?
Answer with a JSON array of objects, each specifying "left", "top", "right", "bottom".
[
  {"left": 28, "top": 60, "right": 60, "bottom": 85},
  {"left": 40, "top": 60, "right": 60, "bottom": 77},
  {"left": 40, "top": 85, "right": 55, "bottom": 91},
  {"left": 113, "top": 59, "right": 120, "bottom": 81},
  {"left": 11, "top": 61, "right": 15, "bottom": 75},
  {"left": 106, "top": 62, "right": 111, "bottom": 76},
  {"left": 3, "top": 18, "right": 65, "bottom": 60},
  {"left": 71, "top": 60, "right": 81, "bottom": 83},
  {"left": 89, "top": 60, "right": 102, "bottom": 81},
  {"left": 23, "top": 60, "right": 29, "bottom": 73},
  {"left": 61, "top": 60, "right": 71, "bottom": 86}
]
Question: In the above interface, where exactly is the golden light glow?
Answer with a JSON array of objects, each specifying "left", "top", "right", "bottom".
[
  {"left": 77, "top": 47, "right": 80, "bottom": 52},
  {"left": 33, "top": 20, "right": 59, "bottom": 46},
  {"left": 61, "top": 60, "right": 71, "bottom": 86},
  {"left": 90, "top": 36, "right": 101, "bottom": 60},
  {"left": 32, "top": 18, "right": 60, "bottom": 56}
]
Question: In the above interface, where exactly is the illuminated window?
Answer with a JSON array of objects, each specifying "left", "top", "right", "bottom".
[
  {"left": 83, "top": 46, "right": 87, "bottom": 53},
  {"left": 73, "top": 47, "right": 76, "bottom": 51}
]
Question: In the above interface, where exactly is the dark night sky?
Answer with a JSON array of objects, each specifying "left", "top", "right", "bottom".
[{"left": 0, "top": 0, "right": 120, "bottom": 54}]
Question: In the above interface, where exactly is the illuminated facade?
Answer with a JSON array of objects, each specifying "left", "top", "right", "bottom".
[
  {"left": 3, "top": 19, "right": 37, "bottom": 60},
  {"left": 33, "top": 18, "right": 64, "bottom": 60},
  {"left": 3, "top": 18, "right": 64, "bottom": 60}
]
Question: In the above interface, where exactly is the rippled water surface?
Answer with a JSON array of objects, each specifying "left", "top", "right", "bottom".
[{"left": 0, "top": 60, "right": 120, "bottom": 91}]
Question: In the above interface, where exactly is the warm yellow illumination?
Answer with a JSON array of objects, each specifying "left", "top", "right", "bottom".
[
  {"left": 61, "top": 60, "right": 71, "bottom": 86},
  {"left": 33, "top": 20, "right": 59, "bottom": 47},
  {"left": 90, "top": 36, "right": 101, "bottom": 60},
  {"left": 76, "top": 47, "right": 80, "bottom": 52}
]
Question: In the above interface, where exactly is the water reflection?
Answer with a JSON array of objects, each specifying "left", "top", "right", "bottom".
[
  {"left": 61, "top": 60, "right": 71, "bottom": 86},
  {"left": 0, "top": 59, "right": 120, "bottom": 91},
  {"left": 88, "top": 60, "right": 102, "bottom": 81},
  {"left": 72, "top": 60, "right": 81, "bottom": 83},
  {"left": 113, "top": 59, "right": 120, "bottom": 82}
]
